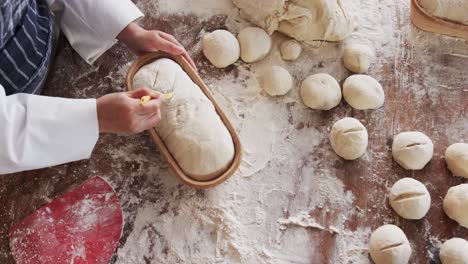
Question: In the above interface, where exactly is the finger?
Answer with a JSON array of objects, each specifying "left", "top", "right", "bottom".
[
  {"left": 127, "top": 88, "right": 161, "bottom": 100},
  {"left": 158, "top": 31, "right": 181, "bottom": 45},
  {"left": 157, "top": 32, "right": 197, "bottom": 70},
  {"left": 182, "top": 52, "right": 198, "bottom": 71},
  {"left": 137, "top": 97, "right": 162, "bottom": 115},
  {"left": 157, "top": 38, "right": 185, "bottom": 55},
  {"left": 141, "top": 109, "right": 162, "bottom": 130}
]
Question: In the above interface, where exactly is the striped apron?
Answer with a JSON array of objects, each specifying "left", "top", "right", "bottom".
[{"left": 0, "top": 0, "right": 57, "bottom": 95}]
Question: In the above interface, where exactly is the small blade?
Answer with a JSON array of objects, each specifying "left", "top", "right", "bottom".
[
  {"left": 140, "top": 95, "right": 151, "bottom": 105},
  {"left": 162, "top": 92, "right": 174, "bottom": 101}
]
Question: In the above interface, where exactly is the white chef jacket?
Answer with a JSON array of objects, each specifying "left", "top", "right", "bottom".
[{"left": 0, "top": 0, "right": 143, "bottom": 174}]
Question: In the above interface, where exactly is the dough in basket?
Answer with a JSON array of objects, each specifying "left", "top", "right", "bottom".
[{"left": 133, "top": 58, "right": 235, "bottom": 181}]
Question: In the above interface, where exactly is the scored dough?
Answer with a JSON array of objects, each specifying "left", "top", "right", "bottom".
[
  {"left": 237, "top": 27, "right": 271, "bottom": 63},
  {"left": 444, "top": 143, "right": 468, "bottom": 178},
  {"left": 202, "top": 30, "right": 240, "bottom": 68},
  {"left": 439, "top": 238, "right": 468, "bottom": 264},
  {"left": 329, "top": 117, "right": 368, "bottom": 160},
  {"left": 343, "top": 74, "right": 385, "bottom": 110},
  {"left": 232, "top": 0, "right": 353, "bottom": 43},
  {"left": 259, "top": 66, "right": 293, "bottom": 96},
  {"left": 300, "top": 73, "right": 342, "bottom": 110},
  {"left": 443, "top": 184, "right": 468, "bottom": 228},
  {"left": 280, "top": 40, "right": 301, "bottom": 61},
  {"left": 392, "top": 131, "right": 434, "bottom": 170},
  {"left": 369, "top": 224, "right": 412, "bottom": 264},
  {"left": 133, "top": 58, "right": 235, "bottom": 181},
  {"left": 389, "top": 177, "right": 431, "bottom": 220}
]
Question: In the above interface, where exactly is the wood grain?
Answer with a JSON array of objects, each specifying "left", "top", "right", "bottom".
[{"left": 0, "top": 1, "right": 466, "bottom": 263}]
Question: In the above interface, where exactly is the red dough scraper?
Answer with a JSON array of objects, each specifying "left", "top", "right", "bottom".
[{"left": 9, "top": 176, "right": 123, "bottom": 264}]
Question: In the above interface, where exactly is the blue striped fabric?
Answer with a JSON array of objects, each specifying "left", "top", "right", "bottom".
[{"left": 0, "top": 0, "right": 55, "bottom": 95}]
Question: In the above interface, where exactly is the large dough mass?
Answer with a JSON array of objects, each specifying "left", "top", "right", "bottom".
[
  {"left": 133, "top": 58, "right": 235, "bottom": 181},
  {"left": 232, "top": 0, "right": 353, "bottom": 43}
]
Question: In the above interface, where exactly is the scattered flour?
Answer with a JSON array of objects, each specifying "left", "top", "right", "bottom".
[{"left": 108, "top": 0, "right": 467, "bottom": 263}]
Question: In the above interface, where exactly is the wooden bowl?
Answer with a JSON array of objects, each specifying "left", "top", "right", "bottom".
[
  {"left": 126, "top": 52, "right": 242, "bottom": 189},
  {"left": 410, "top": 0, "right": 468, "bottom": 40}
]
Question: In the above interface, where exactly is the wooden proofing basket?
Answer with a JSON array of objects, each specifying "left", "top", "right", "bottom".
[
  {"left": 126, "top": 52, "right": 242, "bottom": 188},
  {"left": 410, "top": 0, "right": 468, "bottom": 40}
]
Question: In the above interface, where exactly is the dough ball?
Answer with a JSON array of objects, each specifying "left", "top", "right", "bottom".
[
  {"left": 392, "top": 131, "right": 434, "bottom": 170},
  {"left": 280, "top": 40, "right": 301, "bottom": 61},
  {"left": 440, "top": 238, "right": 468, "bottom": 264},
  {"left": 237, "top": 27, "right": 271, "bottom": 63},
  {"left": 343, "top": 44, "right": 374, "bottom": 73},
  {"left": 300, "top": 73, "right": 342, "bottom": 110},
  {"left": 260, "top": 66, "right": 293, "bottom": 96},
  {"left": 445, "top": 143, "right": 468, "bottom": 178},
  {"left": 343, "top": 75, "right": 385, "bottom": 110},
  {"left": 389, "top": 178, "right": 431, "bottom": 220},
  {"left": 369, "top": 224, "right": 412, "bottom": 264},
  {"left": 329, "top": 117, "right": 368, "bottom": 160},
  {"left": 443, "top": 184, "right": 468, "bottom": 228},
  {"left": 202, "top": 30, "right": 240, "bottom": 68}
]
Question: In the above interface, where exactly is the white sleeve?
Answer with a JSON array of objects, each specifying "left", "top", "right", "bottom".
[
  {"left": 46, "top": 0, "right": 144, "bottom": 64},
  {"left": 0, "top": 86, "right": 99, "bottom": 174}
]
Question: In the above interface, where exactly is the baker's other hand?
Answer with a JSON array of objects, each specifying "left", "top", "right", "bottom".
[
  {"left": 118, "top": 22, "right": 197, "bottom": 71},
  {"left": 97, "top": 88, "right": 162, "bottom": 134}
]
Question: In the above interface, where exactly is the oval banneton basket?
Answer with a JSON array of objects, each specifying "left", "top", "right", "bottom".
[
  {"left": 126, "top": 52, "right": 242, "bottom": 189},
  {"left": 410, "top": 0, "right": 468, "bottom": 40}
]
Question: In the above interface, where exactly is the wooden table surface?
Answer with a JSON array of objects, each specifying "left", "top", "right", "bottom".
[{"left": 0, "top": 0, "right": 467, "bottom": 263}]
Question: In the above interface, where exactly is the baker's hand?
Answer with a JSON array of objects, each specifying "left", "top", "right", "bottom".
[
  {"left": 118, "top": 22, "right": 197, "bottom": 70},
  {"left": 96, "top": 88, "right": 162, "bottom": 134}
]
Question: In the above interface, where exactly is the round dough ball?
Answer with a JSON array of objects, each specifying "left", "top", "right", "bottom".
[
  {"left": 445, "top": 143, "right": 468, "bottom": 178},
  {"left": 260, "top": 66, "right": 293, "bottom": 96},
  {"left": 237, "top": 27, "right": 271, "bottom": 63},
  {"left": 300, "top": 73, "right": 342, "bottom": 110},
  {"left": 343, "top": 74, "right": 385, "bottom": 110},
  {"left": 202, "top": 30, "right": 240, "bottom": 68},
  {"left": 369, "top": 224, "right": 412, "bottom": 264},
  {"left": 440, "top": 238, "right": 468, "bottom": 264},
  {"left": 389, "top": 178, "right": 431, "bottom": 220},
  {"left": 280, "top": 40, "right": 301, "bottom": 61},
  {"left": 392, "top": 131, "right": 434, "bottom": 170},
  {"left": 443, "top": 184, "right": 468, "bottom": 228},
  {"left": 329, "top": 117, "right": 368, "bottom": 160},
  {"left": 343, "top": 44, "right": 374, "bottom": 73}
]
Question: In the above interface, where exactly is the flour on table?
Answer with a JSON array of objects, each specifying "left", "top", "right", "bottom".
[{"left": 113, "top": 0, "right": 417, "bottom": 263}]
